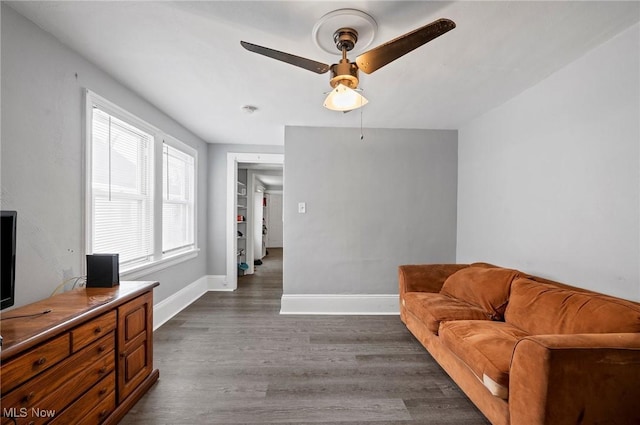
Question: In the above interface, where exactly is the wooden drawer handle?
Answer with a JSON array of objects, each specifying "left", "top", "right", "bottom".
[
  {"left": 98, "top": 344, "right": 107, "bottom": 353},
  {"left": 99, "top": 387, "right": 108, "bottom": 396},
  {"left": 98, "top": 409, "right": 109, "bottom": 418},
  {"left": 98, "top": 366, "right": 108, "bottom": 374},
  {"left": 22, "top": 391, "right": 35, "bottom": 403},
  {"left": 34, "top": 357, "right": 47, "bottom": 366},
  {"left": 94, "top": 326, "right": 102, "bottom": 334}
]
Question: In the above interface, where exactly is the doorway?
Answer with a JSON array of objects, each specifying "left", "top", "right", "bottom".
[{"left": 226, "top": 153, "right": 284, "bottom": 290}]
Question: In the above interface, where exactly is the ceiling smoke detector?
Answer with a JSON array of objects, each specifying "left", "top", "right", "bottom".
[{"left": 241, "top": 105, "right": 258, "bottom": 114}]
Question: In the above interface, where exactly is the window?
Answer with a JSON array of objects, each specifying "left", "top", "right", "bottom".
[
  {"left": 91, "top": 108, "right": 154, "bottom": 267},
  {"left": 86, "top": 91, "right": 197, "bottom": 277},
  {"left": 162, "top": 142, "right": 195, "bottom": 254}
]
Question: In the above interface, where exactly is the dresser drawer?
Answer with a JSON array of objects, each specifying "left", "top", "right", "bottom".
[
  {"left": 1, "top": 332, "right": 115, "bottom": 423},
  {"left": 76, "top": 391, "right": 116, "bottom": 425},
  {"left": 48, "top": 372, "right": 115, "bottom": 425},
  {"left": 0, "top": 333, "right": 70, "bottom": 395},
  {"left": 71, "top": 310, "right": 117, "bottom": 352}
]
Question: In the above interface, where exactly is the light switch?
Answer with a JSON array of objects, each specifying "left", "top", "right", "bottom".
[{"left": 298, "top": 202, "right": 306, "bottom": 214}]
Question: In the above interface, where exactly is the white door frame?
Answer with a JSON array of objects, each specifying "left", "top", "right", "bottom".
[{"left": 226, "top": 152, "right": 284, "bottom": 290}]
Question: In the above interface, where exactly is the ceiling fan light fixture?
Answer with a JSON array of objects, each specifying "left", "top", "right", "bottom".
[{"left": 323, "top": 83, "right": 368, "bottom": 112}]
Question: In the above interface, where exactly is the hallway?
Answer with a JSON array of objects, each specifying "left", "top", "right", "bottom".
[{"left": 121, "top": 249, "right": 488, "bottom": 424}]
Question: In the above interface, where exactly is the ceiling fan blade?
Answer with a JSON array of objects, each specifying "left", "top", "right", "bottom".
[
  {"left": 356, "top": 18, "right": 456, "bottom": 74},
  {"left": 241, "top": 41, "right": 331, "bottom": 74}
]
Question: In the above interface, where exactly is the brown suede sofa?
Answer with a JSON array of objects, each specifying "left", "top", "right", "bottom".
[{"left": 398, "top": 263, "right": 640, "bottom": 425}]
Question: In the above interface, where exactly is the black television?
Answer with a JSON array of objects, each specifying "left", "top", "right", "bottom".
[{"left": 1, "top": 210, "right": 17, "bottom": 310}]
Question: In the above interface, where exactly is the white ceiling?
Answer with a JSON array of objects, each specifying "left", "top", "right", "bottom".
[
  {"left": 8, "top": 1, "right": 640, "bottom": 146},
  {"left": 239, "top": 163, "right": 284, "bottom": 188}
]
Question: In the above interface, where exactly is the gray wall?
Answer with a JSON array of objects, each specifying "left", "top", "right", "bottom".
[
  {"left": 457, "top": 23, "right": 640, "bottom": 301},
  {"left": 1, "top": 5, "right": 209, "bottom": 306},
  {"left": 284, "top": 126, "right": 458, "bottom": 295},
  {"left": 206, "top": 143, "right": 283, "bottom": 275}
]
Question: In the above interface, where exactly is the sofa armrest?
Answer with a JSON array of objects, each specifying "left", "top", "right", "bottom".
[
  {"left": 398, "top": 264, "right": 469, "bottom": 295},
  {"left": 509, "top": 333, "right": 640, "bottom": 425}
]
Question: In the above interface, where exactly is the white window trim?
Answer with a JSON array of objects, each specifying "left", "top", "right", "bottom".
[
  {"left": 161, "top": 135, "right": 198, "bottom": 256},
  {"left": 120, "top": 248, "right": 200, "bottom": 281},
  {"left": 84, "top": 89, "right": 198, "bottom": 279}
]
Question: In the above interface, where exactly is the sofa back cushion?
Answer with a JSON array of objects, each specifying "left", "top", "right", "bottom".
[
  {"left": 505, "top": 278, "right": 640, "bottom": 334},
  {"left": 440, "top": 267, "right": 521, "bottom": 320}
]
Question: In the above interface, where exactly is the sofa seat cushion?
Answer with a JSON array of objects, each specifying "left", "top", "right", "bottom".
[
  {"left": 439, "top": 320, "right": 529, "bottom": 399},
  {"left": 440, "top": 266, "right": 522, "bottom": 320},
  {"left": 505, "top": 278, "right": 640, "bottom": 335},
  {"left": 403, "top": 292, "right": 491, "bottom": 334}
]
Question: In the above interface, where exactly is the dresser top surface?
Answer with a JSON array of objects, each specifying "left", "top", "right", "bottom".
[{"left": 0, "top": 281, "right": 158, "bottom": 359}]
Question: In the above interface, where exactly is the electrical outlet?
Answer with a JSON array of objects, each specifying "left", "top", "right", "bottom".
[{"left": 298, "top": 202, "right": 306, "bottom": 214}]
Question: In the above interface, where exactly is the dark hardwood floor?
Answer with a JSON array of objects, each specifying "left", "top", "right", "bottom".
[{"left": 120, "top": 248, "right": 490, "bottom": 424}]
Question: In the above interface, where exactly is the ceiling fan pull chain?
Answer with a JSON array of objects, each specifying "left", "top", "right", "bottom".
[{"left": 360, "top": 100, "right": 364, "bottom": 141}]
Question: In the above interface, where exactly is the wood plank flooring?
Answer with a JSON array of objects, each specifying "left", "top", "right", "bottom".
[{"left": 120, "top": 249, "right": 490, "bottom": 424}]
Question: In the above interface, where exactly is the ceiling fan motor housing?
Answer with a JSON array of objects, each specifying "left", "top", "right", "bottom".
[{"left": 330, "top": 60, "right": 359, "bottom": 89}]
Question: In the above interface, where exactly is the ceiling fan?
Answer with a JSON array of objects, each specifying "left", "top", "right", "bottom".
[{"left": 241, "top": 15, "right": 456, "bottom": 111}]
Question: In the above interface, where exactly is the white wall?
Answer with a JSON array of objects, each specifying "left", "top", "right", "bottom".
[
  {"left": 1, "top": 5, "right": 209, "bottom": 307},
  {"left": 284, "top": 126, "right": 458, "bottom": 296},
  {"left": 457, "top": 23, "right": 640, "bottom": 301}
]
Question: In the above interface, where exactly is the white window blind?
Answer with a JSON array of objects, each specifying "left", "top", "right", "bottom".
[
  {"left": 162, "top": 143, "right": 195, "bottom": 253},
  {"left": 91, "top": 107, "right": 154, "bottom": 266}
]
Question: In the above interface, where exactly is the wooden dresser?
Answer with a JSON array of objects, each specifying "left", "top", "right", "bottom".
[{"left": 0, "top": 281, "right": 159, "bottom": 425}]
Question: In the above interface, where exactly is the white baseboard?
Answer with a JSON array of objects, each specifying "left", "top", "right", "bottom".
[
  {"left": 280, "top": 294, "right": 399, "bottom": 315},
  {"left": 153, "top": 276, "right": 208, "bottom": 330},
  {"left": 155, "top": 281, "right": 397, "bottom": 329},
  {"left": 153, "top": 275, "right": 235, "bottom": 330},
  {"left": 207, "top": 275, "right": 234, "bottom": 291}
]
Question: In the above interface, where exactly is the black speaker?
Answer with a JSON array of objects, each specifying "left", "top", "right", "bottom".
[{"left": 86, "top": 254, "right": 120, "bottom": 288}]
